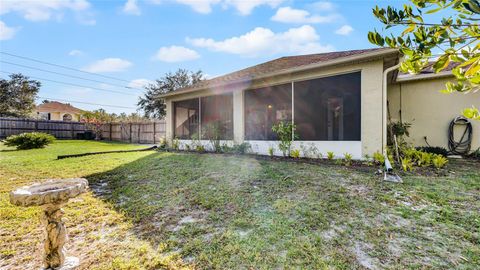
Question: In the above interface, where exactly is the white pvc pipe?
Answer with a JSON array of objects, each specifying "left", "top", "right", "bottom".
[{"left": 382, "top": 62, "right": 401, "bottom": 156}]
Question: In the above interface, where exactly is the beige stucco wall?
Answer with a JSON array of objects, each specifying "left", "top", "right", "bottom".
[
  {"left": 165, "top": 59, "right": 387, "bottom": 157},
  {"left": 388, "top": 77, "right": 480, "bottom": 151},
  {"left": 34, "top": 111, "right": 81, "bottom": 121}
]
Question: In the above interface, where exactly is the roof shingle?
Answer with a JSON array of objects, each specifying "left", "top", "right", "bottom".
[{"left": 36, "top": 101, "right": 83, "bottom": 114}]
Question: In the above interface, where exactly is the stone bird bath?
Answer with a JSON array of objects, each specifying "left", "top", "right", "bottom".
[{"left": 10, "top": 178, "right": 88, "bottom": 270}]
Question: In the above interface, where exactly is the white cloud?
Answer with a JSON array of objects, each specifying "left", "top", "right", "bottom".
[
  {"left": 271, "top": 7, "right": 338, "bottom": 24},
  {"left": 123, "top": 0, "right": 141, "bottom": 15},
  {"left": 0, "top": 21, "right": 19, "bottom": 40},
  {"left": 82, "top": 58, "right": 132, "bottom": 73},
  {"left": 311, "top": 1, "right": 335, "bottom": 12},
  {"left": 68, "top": 49, "right": 84, "bottom": 56},
  {"left": 128, "top": 78, "right": 153, "bottom": 88},
  {"left": 0, "top": 0, "right": 92, "bottom": 22},
  {"left": 175, "top": 0, "right": 221, "bottom": 14},
  {"left": 151, "top": 0, "right": 283, "bottom": 15},
  {"left": 153, "top": 46, "right": 200, "bottom": 62},
  {"left": 225, "top": 0, "right": 284, "bottom": 15},
  {"left": 188, "top": 25, "right": 334, "bottom": 57},
  {"left": 335, "top": 25, "right": 354, "bottom": 35}
]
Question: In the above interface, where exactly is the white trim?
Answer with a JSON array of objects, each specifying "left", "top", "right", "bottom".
[
  {"left": 178, "top": 140, "right": 234, "bottom": 152},
  {"left": 395, "top": 71, "right": 453, "bottom": 82},
  {"left": 247, "top": 140, "right": 362, "bottom": 159}
]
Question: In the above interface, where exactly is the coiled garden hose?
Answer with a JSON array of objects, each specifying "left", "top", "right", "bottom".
[{"left": 448, "top": 116, "right": 473, "bottom": 155}]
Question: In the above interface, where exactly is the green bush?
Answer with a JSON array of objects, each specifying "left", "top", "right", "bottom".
[
  {"left": 432, "top": 155, "right": 448, "bottom": 169},
  {"left": 327, "top": 151, "right": 335, "bottom": 160},
  {"left": 3, "top": 132, "right": 55, "bottom": 150},
  {"left": 290, "top": 149, "right": 300, "bottom": 158},
  {"left": 343, "top": 152, "right": 353, "bottom": 166},
  {"left": 416, "top": 146, "right": 448, "bottom": 157}
]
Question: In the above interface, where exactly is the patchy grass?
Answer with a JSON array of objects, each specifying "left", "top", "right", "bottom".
[{"left": 1, "top": 141, "right": 479, "bottom": 269}]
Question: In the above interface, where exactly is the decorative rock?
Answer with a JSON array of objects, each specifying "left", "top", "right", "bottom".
[{"left": 10, "top": 178, "right": 88, "bottom": 269}]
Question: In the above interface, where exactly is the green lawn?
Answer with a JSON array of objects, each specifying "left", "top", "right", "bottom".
[{"left": 1, "top": 140, "right": 479, "bottom": 269}]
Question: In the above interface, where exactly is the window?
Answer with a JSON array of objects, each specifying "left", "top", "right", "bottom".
[
  {"left": 201, "top": 94, "right": 233, "bottom": 140},
  {"left": 174, "top": 98, "right": 199, "bottom": 139},
  {"left": 38, "top": 112, "right": 50, "bottom": 120},
  {"left": 245, "top": 83, "right": 292, "bottom": 140},
  {"left": 294, "top": 72, "right": 361, "bottom": 141},
  {"left": 63, "top": 114, "right": 73, "bottom": 121}
]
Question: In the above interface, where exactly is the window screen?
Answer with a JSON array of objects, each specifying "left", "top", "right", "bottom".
[
  {"left": 294, "top": 72, "right": 361, "bottom": 141},
  {"left": 174, "top": 98, "right": 199, "bottom": 139},
  {"left": 201, "top": 93, "right": 234, "bottom": 140},
  {"left": 245, "top": 83, "right": 292, "bottom": 140}
]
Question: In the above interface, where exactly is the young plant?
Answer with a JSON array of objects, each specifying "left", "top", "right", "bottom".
[
  {"left": 171, "top": 137, "right": 180, "bottom": 150},
  {"left": 271, "top": 121, "right": 298, "bottom": 157},
  {"left": 401, "top": 158, "right": 414, "bottom": 172},
  {"left": 290, "top": 149, "right": 300, "bottom": 158},
  {"left": 343, "top": 152, "right": 353, "bottom": 166},
  {"left": 202, "top": 121, "right": 225, "bottom": 153},
  {"left": 268, "top": 146, "right": 274, "bottom": 157},
  {"left": 373, "top": 151, "right": 385, "bottom": 165},
  {"left": 432, "top": 155, "right": 448, "bottom": 169},
  {"left": 232, "top": 143, "right": 251, "bottom": 154},
  {"left": 327, "top": 151, "right": 335, "bottom": 160},
  {"left": 158, "top": 137, "right": 167, "bottom": 150},
  {"left": 196, "top": 144, "right": 205, "bottom": 152}
]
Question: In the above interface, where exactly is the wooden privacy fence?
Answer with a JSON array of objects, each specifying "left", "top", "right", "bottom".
[
  {"left": 0, "top": 117, "right": 87, "bottom": 139},
  {"left": 0, "top": 117, "right": 166, "bottom": 144},
  {"left": 102, "top": 121, "right": 166, "bottom": 144}
]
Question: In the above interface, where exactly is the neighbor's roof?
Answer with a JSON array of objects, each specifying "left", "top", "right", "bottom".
[
  {"left": 35, "top": 101, "right": 84, "bottom": 114},
  {"left": 161, "top": 48, "right": 399, "bottom": 98}
]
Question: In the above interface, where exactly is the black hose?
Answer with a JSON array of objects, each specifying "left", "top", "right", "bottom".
[{"left": 448, "top": 116, "right": 473, "bottom": 155}]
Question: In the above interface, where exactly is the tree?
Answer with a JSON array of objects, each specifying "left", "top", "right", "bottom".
[
  {"left": 368, "top": 0, "right": 480, "bottom": 120},
  {"left": 81, "top": 109, "right": 114, "bottom": 140},
  {"left": 0, "top": 73, "right": 41, "bottom": 118},
  {"left": 138, "top": 69, "right": 204, "bottom": 118}
]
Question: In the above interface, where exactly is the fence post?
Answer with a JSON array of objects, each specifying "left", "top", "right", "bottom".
[
  {"left": 137, "top": 124, "right": 141, "bottom": 143},
  {"left": 71, "top": 123, "right": 74, "bottom": 139},
  {"left": 129, "top": 123, "right": 132, "bottom": 143},
  {"left": 34, "top": 119, "right": 38, "bottom": 132},
  {"left": 153, "top": 122, "right": 156, "bottom": 144},
  {"left": 109, "top": 123, "right": 112, "bottom": 141}
]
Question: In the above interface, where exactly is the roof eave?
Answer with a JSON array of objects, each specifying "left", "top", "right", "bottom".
[
  {"left": 395, "top": 71, "right": 454, "bottom": 83},
  {"left": 160, "top": 48, "right": 399, "bottom": 98}
]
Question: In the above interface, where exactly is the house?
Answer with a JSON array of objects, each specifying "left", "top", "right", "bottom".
[
  {"left": 160, "top": 48, "right": 479, "bottom": 159},
  {"left": 34, "top": 101, "right": 84, "bottom": 122}
]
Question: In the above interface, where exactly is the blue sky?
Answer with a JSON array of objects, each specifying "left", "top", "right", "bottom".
[{"left": 0, "top": 0, "right": 408, "bottom": 114}]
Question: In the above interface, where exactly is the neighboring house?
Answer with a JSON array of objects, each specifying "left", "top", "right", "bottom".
[
  {"left": 160, "top": 48, "right": 479, "bottom": 158},
  {"left": 34, "top": 101, "right": 83, "bottom": 122}
]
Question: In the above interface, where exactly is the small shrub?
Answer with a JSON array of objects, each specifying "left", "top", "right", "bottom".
[
  {"left": 185, "top": 144, "right": 191, "bottom": 151},
  {"left": 416, "top": 146, "right": 448, "bottom": 157},
  {"left": 417, "top": 152, "right": 433, "bottom": 167},
  {"left": 3, "top": 132, "right": 55, "bottom": 150},
  {"left": 268, "top": 147, "right": 274, "bottom": 157},
  {"left": 327, "top": 151, "right": 335, "bottom": 160},
  {"left": 373, "top": 151, "right": 385, "bottom": 165},
  {"left": 158, "top": 137, "right": 167, "bottom": 149},
  {"left": 290, "top": 149, "right": 300, "bottom": 158},
  {"left": 468, "top": 148, "right": 480, "bottom": 159},
  {"left": 195, "top": 144, "right": 205, "bottom": 152},
  {"left": 171, "top": 137, "right": 179, "bottom": 150},
  {"left": 271, "top": 121, "right": 298, "bottom": 157},
  {"left": 344, "top": 152, "right": 353, "bottom": 166},
  {"left": 401, "top": 158, "right": 414, "bottom": 172},
  {"left": 232, "top": 142, "right": 251, "bottom": 154},
  {"left": 432, "top": 155, "right": 448, "bottom": 169}
]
